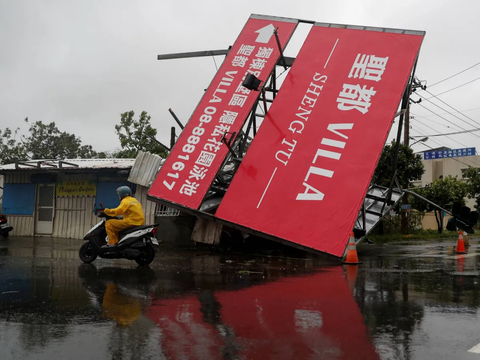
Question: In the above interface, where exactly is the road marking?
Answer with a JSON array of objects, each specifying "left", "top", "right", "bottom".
[
  {"left": 2, "top": 291, "right": 19, "bottom": 295},
  {"left": 448, "top": 253, "right": 480, "bottom": 259},
  {"left": 324, "top": 38, "right": 339, "bottom": 68},
  {"left": 468, "top": 342, "right": 480, "bottom": 354},
  {"left": 257, "top": 167, "right": 278, "bottom": 208},
  {"left": 406, "top": 253, "right": 480, "bottom": 259}
]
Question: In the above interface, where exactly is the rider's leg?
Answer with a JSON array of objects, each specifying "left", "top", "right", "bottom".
[{"left": 105, "top": 219, "right": 131, "bottom": 245}]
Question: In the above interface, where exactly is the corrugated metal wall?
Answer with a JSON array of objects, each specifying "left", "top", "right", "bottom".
[
  {"left": 53, "top": 196, "right": 98, "bottom": 239},
  {"left": 53, "top": 173, "right": 98, "bottom": 239},
  {"left": 2, "top": 171, "right": 156, "bottom": 239},
  {"left": 135, "top": 185, "right": 156, "bottom": 224},
  {"left": 4, "top": 172, "right": 33, "bottom": 183},
  {"left": 128, "top": 151, "right": 163, "bottom": 187},
  {"left": 8, "top": 216, "right": 35, "bottom": 236}
]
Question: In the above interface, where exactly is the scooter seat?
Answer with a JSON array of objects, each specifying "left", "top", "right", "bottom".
[{"left": 119, "top": 224, "right": 159, "bottom": 237}]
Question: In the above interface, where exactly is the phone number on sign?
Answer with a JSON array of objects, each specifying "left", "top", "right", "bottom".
[{"left": 163, "top": 106, "right": 217, "bottom": 191}]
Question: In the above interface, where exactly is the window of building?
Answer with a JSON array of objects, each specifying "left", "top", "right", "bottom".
[{"left": 1, "top": 183, "right": 35, "bottom": 215}]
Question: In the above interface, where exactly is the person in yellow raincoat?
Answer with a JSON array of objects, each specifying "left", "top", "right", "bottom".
[{"left": 102, "top": 186, "right": 145, "bottom": 247}]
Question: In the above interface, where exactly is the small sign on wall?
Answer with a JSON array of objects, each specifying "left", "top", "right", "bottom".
[{"left": 56, "top": 181, "right": 96, "bottom": 197}]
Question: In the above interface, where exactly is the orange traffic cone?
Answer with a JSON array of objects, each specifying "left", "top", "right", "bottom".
[
  {"left": 463, "top": 231, "right": 470, "bottom": 247},
  {"left": 343, "top": 232, "right": 361, "bottom": 264},
  {"left": 456, "top": 231, "right": 466, "bottom": 254}
]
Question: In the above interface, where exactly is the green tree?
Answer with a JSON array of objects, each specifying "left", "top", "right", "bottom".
[
  {"left": 410, "top": 176, "right": 468, "bottom": 233},
  {"left": 0, "top": 119, "right": 102, "bottom": 164},
  {"left": 25, "top": 120, "right": 100, "bottom": 159},
  {"left": 114, "top": 111, "right": 168, "bottom": 158},
  {"left": 464, "top": 167, "right": 480, "bottom": 211},
  {"left": 372, "top": 140, "right": 425, "bottom": 188},
  {"left": 0, "top": 127, "right": 28, "bottom": 165}
]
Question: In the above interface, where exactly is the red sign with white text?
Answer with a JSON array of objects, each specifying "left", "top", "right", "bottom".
[
  {"left": 148, "top": 15, "right": 298, "bottom": 209},
  {"left": 216, "top": 24, "right": 424, "bottom": 257}
]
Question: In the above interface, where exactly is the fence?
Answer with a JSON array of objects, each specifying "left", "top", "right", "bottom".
[{"left": 155, "top": 203, "right": 180, "bottom": 217}]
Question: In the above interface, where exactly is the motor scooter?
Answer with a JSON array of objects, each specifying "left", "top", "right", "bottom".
[
  {"left": 0, "top": 214, "right": 13, "bottom": 238},
  {"left": 79, "top": 208, "right": 159, "bottom": 266}
]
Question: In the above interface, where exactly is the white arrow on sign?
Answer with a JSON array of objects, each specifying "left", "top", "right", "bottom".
[{"left": 255, "top": 24, "right": 275, "bottom": 43}]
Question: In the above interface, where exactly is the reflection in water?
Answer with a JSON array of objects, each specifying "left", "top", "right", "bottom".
[
  {"left": 79, "top": 264, "right": 161, "bottom": 360},
  {"left": 0, "top": 240, "right": 379, "bottom": 359},
  {"left": 146, "top": 267, "right": 379, "bottom": 360},
  {"left": 102, "top": 283, "right": 143, "bottom": 326},
  {"left": 3, "top": 239, "right": 480, "bottom": 359}
]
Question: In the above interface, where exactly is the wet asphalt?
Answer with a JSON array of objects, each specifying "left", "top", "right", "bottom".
[{"left": 0, "top": 236, "right": 480, "bottom": 360}]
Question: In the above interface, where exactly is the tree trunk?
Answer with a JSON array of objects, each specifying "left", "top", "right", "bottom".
[{"left": 434, "top": 210, "right": 443, "bottom": 234}]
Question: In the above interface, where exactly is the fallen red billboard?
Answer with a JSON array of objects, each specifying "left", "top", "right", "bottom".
[
  {"left": 148, "top": 15, "right": 298, "bottom": 209},
  {"left": 216, "top": 23, "right": 425, "bottom": 257}
]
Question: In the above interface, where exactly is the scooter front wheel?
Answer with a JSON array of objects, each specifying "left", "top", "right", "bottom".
[
  {"left": 79, "top": 242, "right": 97, "bottom": 263},
  {"left": 135, "top": 244, "right": 155, "bottom": 266}
]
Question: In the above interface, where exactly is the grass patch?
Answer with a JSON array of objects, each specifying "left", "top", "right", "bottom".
[{"left": 368, "top": 230, "right": 461, "bottom": 243}]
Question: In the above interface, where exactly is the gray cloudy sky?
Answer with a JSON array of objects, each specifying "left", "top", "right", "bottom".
[{"left": 1, "top": 0, "right": 479, "bottom": 154}]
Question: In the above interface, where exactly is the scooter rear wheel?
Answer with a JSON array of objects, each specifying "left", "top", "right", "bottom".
[
  {"left": 79, "top": 243, "right": 97, "bottom": 263},
  {"left": 0, "top": 233, "right": 8, "bottom": 239},
  {"left": 135, "top": 244, "right": 155, "bottom": 266}
]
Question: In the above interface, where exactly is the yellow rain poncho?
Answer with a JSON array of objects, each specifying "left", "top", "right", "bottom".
[{"left": 104, "top": 196, "right": 145, "bottom": 245}]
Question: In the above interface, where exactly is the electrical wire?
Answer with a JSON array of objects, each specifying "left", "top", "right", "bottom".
[
  {"left": 412, "top": 106, "right": 480, "bottom": 118},
  {"left": 414, "top": 93, "right": 480, "bottom": 139},
  {"left": 411, "top": 112, "right": 461, "bottom": 130},
  {"left": 424, "top": 89, "right": 480, "bottom": 129},
  {"left": 427, "top": 75, "right": 480, "bottom": 98},
  {"left": 428, "top": 61, "right": 480, "bottom": 88},
  {"left": 411, "top": 117, "right": 467, "bottom": 148},
  {"left": 416, "top": 102, "right": 480, "bottom": 139}
]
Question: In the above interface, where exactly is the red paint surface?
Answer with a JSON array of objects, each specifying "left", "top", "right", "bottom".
[
  {"left": 146, "top": 268, "right": 379, "bottom": 359},
  {"left": 148, "top": 16, "right": 297, "bottom": 209},
  {"left": 216, "top": 25, "right": 424, "bottom": 257}
]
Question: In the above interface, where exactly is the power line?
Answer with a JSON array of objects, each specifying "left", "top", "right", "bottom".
[
  {"left": 412, "top": 106, "right": 480, "bottom": 118},
  {"left": 416, "top": 102, "right": 480, "bottom": 139},
  {"left": 411, "top": 112, "right": 460, "bottom": 130},
  {"left": 415, "top": 93, "right": 480, "bottom": 139},
  {"left": 425, "top": 89, "right": 480, "bottom": 128},
  {"left": 428, "top": 61, "right": 480, "bottom": 88},
  {"left": 411, "top": 117, "right": 467, "bottom": 148},
  {"left": 428, "top": 75, "right": 480, "bottom": 98},
  {"left": 414, "top": 126, "right": 480, "bottom": 137}
]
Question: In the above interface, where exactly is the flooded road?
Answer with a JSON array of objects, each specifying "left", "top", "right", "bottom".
[{"left": 0, "top": 237, "right": 480, "bottom": 359}]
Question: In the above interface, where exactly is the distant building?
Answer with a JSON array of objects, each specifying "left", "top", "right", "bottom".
[
  {"left": 412, "top": 147, "right": 480, "bottom": 230},
  {"left": 0, "top": 159, "right": 140, "bottom": 238}
]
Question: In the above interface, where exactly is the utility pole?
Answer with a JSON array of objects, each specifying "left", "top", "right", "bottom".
[
  {"left": 401, "top": 76, "right": 425, "bottom": 233},
  {"left": 401, "top": 84, "right": 413, "bottom": 233},
  {"left": 404, "top": 102, "right": 410, "bottom": 146}
]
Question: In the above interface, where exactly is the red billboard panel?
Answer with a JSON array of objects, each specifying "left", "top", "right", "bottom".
[
  {"left": 216, "top": 24, "right": 424, "bottom": 257},
  {"left": 148, "top": 15, "right": 298, "bottom": 209}
]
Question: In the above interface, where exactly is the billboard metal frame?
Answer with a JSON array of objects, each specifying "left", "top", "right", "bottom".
[{"left": 150, "top": 15, "right": 426, "bottom": 258}]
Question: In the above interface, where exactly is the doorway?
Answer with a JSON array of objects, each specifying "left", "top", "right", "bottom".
[{"left": 35, "top": 184, "right": 55, "bottom": 235}]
